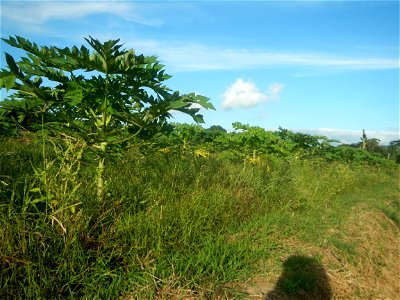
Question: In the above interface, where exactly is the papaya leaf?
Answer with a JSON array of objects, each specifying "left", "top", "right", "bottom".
[
  {"left": 168, "top": 99, "right": 188, "bottom": 109},
  {"left": 0, "top": 75, "right": 17, "bottom": 91},
  {"left": 5, "top": 53, "right": 22, "bottom": 76}
]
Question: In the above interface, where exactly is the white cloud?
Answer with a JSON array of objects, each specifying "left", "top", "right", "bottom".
[
  {"left": 2, "top": 1, "right": 397, "bottom": 72},
  {"left": 2, "top": 0, "right": 396, "bottom": 73},
  {"left": 267, "top": 83, "right": 284, "bottom": 101},
  {"left": 1, "top": 1, "right": 161, "bottom": 27},
  {"left": 221, "top": 79, "right": 283, "bottom": 110},
  {"left": 189, "top": 103, "right": 204, "bottom": 109},
  {"left": 123, "top": 39, "right": 398, "bottom": 72}
]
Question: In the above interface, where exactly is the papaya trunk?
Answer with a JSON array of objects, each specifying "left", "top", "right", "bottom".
[{"left": 96, "top": 142, "right": 107, "bottom": 202}]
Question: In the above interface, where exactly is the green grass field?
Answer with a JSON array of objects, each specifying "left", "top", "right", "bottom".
[{"left": 0, "top": 136, "right": 398, "bottom": 299}]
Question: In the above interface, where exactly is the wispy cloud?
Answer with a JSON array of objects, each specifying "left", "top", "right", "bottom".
[
  {"left": 124, "top": 39, "right": 399, "bottom": 72},
  {"left": 1, "top": 1, "right": 161, "bottom": 28},
  {"left": 267, "top": 83, "right": 284, "bottom": 101},
  {"left": 221, "top": 79, "right": 283, "bottom": 110},
  {"left": 2, "top": 1, "right": 397, "bottom": 72},
  {"left": 2, "top": 0, "right": 397, "bottom": 72}
]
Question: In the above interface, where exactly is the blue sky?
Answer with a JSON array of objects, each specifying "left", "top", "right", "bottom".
[{"left": 1, "top": 0, "right": 399, "bottom": 144}]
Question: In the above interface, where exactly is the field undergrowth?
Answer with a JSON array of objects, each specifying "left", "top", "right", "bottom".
[{"left": 0, "top": 136, "right": 398, "bottom": 299}]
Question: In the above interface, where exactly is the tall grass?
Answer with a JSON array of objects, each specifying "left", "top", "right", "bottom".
[{"left": 0, "top": 136, "right": 394, "bottom": 299}]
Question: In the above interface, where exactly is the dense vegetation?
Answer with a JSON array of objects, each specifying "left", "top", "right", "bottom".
[{"left": 0, "top": 37, "right": 398, "bottom": 299}]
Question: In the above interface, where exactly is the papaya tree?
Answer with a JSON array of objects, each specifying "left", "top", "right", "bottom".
[{"left": 0, "top": 36, "right": 214, "bottom": 201}]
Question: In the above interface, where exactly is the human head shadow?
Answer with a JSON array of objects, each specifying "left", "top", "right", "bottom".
[{"left": 265, "top": 255, "right": 332, "bottom": 300}]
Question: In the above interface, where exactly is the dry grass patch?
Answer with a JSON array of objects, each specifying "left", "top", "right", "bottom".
[
  {"left": 237, "top": 205, "right": 399, "bottom": 299},
  {"left": 327, "top": 206, "right": 400, "bottom": 299}
]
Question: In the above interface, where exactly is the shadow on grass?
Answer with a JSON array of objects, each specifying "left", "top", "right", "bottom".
[{"left": 265, "top": 255, "right": 332, "bottom": 300}]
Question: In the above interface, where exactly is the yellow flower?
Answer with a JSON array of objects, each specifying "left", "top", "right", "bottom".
[
  {"left": 246, "top": 155, "right": 261, "bottom": 165},
  {"left": 159, "top": 147, "right": 172, "bottom": 154},
  {"left": 194, "top": 148, "right": 210, "bottom": 158}
]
